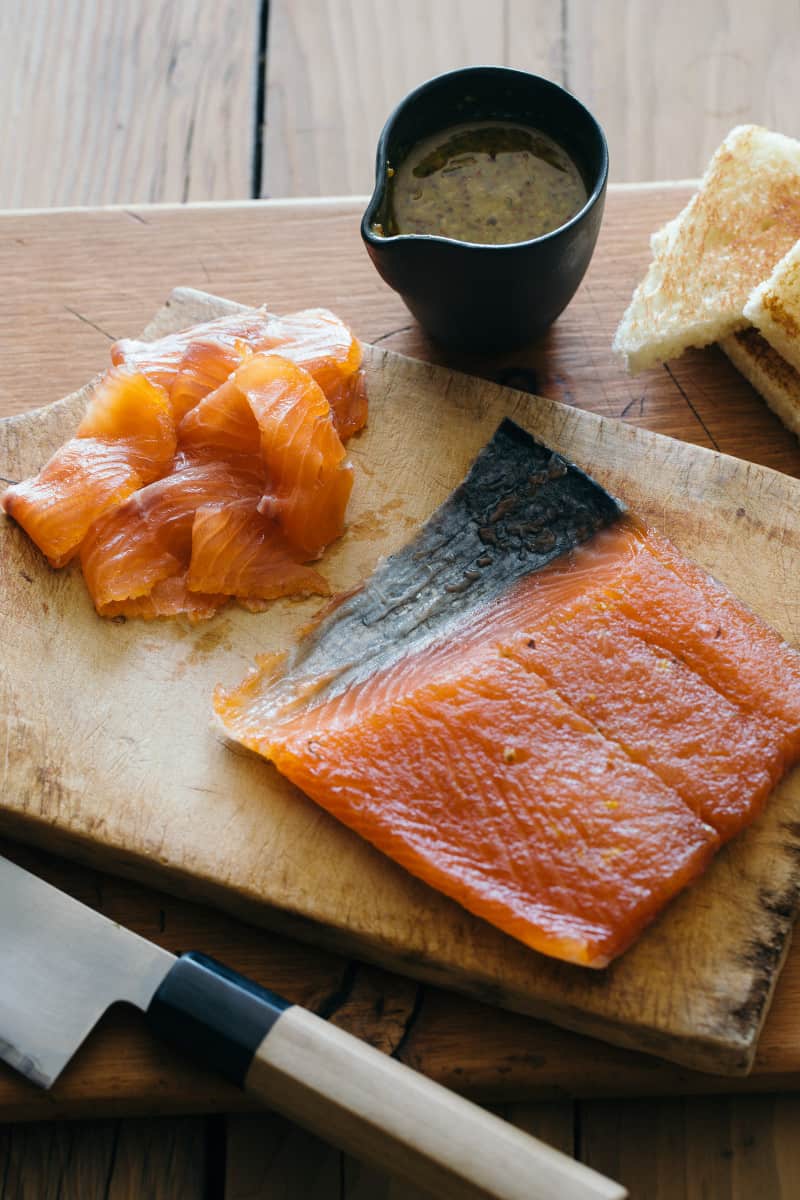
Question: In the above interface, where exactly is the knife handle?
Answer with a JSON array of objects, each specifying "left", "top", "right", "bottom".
[{"left": 147, "top": 953, "right": 625, "bottom": 1200}]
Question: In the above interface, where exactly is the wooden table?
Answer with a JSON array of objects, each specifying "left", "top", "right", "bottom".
[{"left": 4, "top": 3, "right": 800, "bottom": 1197}]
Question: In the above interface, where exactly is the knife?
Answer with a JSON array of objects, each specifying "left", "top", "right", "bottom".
[{"left": 0, "top": 856, "right": 625, "bottom": 1199}]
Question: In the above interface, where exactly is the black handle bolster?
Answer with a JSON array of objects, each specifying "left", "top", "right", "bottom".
[{"left": 146, "top": 952, "right": 291, "bottom": 1086}]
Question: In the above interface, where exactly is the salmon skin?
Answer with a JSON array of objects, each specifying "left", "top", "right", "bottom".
[
  {"left": 217, "top": 419, "right": 625, "bottom": 729},
  {"left": 216, "top": 419, "right": 800, "bottom": 968}
]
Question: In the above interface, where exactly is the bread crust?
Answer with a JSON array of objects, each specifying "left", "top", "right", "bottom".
[
  {"left": 720, "top": 327, "right": 800, "bottom": 439},
  {"left": 614, "top": 126, "right": 800, "bottom": 374},
  {"left": 743, "top": 242, "right": 800, "bottom": 375}
]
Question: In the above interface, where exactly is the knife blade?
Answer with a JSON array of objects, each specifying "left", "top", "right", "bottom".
[{"left": 0, "top": 856, "right": 625, "bottom": 1200}]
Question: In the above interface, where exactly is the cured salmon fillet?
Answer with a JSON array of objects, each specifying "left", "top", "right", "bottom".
[
  {"left": 262, "top": 641, "right": 719, "bottom": 967},
  {"left": 216, "top": 421, "right": 800, "bottom": 967},
  {"left": 3, "top": 305, "right": 366, "bottom": 619}
]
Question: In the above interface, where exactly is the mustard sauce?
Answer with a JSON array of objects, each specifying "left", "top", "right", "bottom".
[{"left": 381, "top": 121, "right": 587, "bottom": 245}]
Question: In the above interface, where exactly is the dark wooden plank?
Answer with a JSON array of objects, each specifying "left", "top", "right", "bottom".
[
  {"left": 579, "top": 1094, "right": 800, "bottom": 1200},
  {"left": 225, "top": 1113, "right": 341, "bottom": 1199},
  {"left": 0, "top": 1117, "right": 207, "bottom": 1199}
]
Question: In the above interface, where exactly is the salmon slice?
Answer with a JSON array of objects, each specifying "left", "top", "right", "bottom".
[
  {"left": 177, "top": 378, "right": 258, "bottom": 459},
  {"left": 271, "top": 309, "right": 362, "bottom": 390},
  {"left": 232, "top": 355, "right": 353, "bottom": 557},
  {"left": 216, "top": 421, "right": 800, "bottom": 966},
  {"left": 76, "top": 369, "right": 176, "bottom": 477},
  {"left": 173, "top": 313, "right": 367, "bottom": 439},
  {"left": 259, "top": 644, "right": 719, "bottom": 968},
  {"left": 178, "top": 356, "right": 354, "bottom": 557},
  {"left": 98, "top": 573, "right": 227, "bottom": 622},
  {"left": 169, "top": 337, "right": 257, "bottom": 424},
  {"left": 497, "top": 575, "right": 790, "bottom": 841},
  {"left": 3, "top": 439, "right": 144, "bottom": 568},
  {"left": 188, "top": 501, "right": 330, "bottom": 601},
  {"left": 614, "top": 530, "right": 800, "bottom": 738},
  {"left": 110, "top": 308, "right": 278, "bottom": 393},
  {"left": 81, "top": 460, "right": 264, "bottom": 609},
  {"left": 3, "top": 370, "right": 175, "bottom": 567},
  {"left": 267, "top": 309, "right": 366, "bottom": 439},
  {"left": 324, "top": 369, "right": 369, "bottom": 441},
  {"left": 114, "top": 306, "right": 367, "bottom": 438}
]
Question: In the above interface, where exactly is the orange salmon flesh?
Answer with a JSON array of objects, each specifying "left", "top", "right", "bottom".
[
  {"left": 216, "top": 519, "right": 800, "bottom": 968},
  {"left": 2, "top": 308, "right": 366, "bottom": 620}
]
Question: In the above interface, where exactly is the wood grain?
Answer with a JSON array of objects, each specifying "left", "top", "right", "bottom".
[
  {"left": 505, "top": 2, "right": 566, "bottom": 82},
  {"left": 563, "top": 1, "right": 800, "bottom": 183},
  {"left": 262, "top": 0, "right": 508, "bottom": 197},
  {"left": 262, "top": 3, "right": 800, "bottom": 194},
  {"left": 2, "top": 279, "right": 800, "bottom": 1079},
  {"left": 0, "top": 0, "right": 261, "bottom": 208},
  {"left": 225, "top": 1112, "right": 341, "bottom": 1199},
  {"left": 579, "top": 1094, "right": 800, "bottom": 1199},
  {"left": 226, "top": 1103, "right": 576, "bottom": 1200},
  {"left": 0, "top": 1117, "right": 207, "bottom": 1199}
]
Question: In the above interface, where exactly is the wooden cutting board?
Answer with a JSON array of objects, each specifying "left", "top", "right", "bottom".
[{"left": 3, "top": 282, "right": 800, "bottom": 1079}]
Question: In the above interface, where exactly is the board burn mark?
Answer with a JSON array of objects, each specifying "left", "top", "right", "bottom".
[
  {"left": 391, "top": 984, "right": 426, "bottom": 1063},
  {"left": 730, "top": 821, "right": 800, "bottom": 1039},
  {"left": 314, "top": 960, "right": 359, "bottom": 1021}
]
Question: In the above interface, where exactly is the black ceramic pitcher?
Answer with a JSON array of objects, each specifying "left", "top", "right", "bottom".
[{"left": 361, "top": 66, "right": 609, "bottom": 354}]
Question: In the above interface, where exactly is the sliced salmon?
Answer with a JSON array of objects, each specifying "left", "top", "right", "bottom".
[
  {"left": 3, "top": 371, "right": 174, "bottom": 567},
  {"left": 494, "top": 559, "right": 794, "bottom": 842},
  {"left": 178, "top": 354, "right": 354, "bottom": 558},
  {"left": 4, "top": 305, "right": 366, "bottom": 618},
  {"left": 98, "top": 573, "right": 227, "bottom": 623},
  {"left": 77, "top": 368, "right": 176, "bottom": 477},
  {"left": 81, "top": 460, "right": 264, "bottom": 609},
  {"left": 324, "top": 368, "right": 369, "bottom": 441},
  {"left": 222, "top": 354, "right": 354, "bottom": 557},
  {"left": 3, "top": 440, "right": 144, "bottom": 568},
  {"left": 188, "top": 501, "right": 330, "bottom": 601},
  {"left": 110, "top": 308, "right": 278, "bottom": 393},
  {"left": 614, "top": 529, "right": 800, "bottom": 738},
  {"left": 267, "top": 309, "right": 366, "bottom": 439},
  {"left": 114, "top": 306, "right": 368, "bottom": 438},
  {"left": 177, "top": 377, "right": 258, "bottom": 459},
  {"left": 232, "top": 633, "right": 719, "bottom": 968},
  {"left": 169, "top": 337, "right": 256, "bottom": 424}
]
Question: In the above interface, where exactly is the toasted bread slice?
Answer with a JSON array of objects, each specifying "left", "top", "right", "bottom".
[
  {"left": 743, "top": 241, "right": 800, "bottom": 375},
  {"left": 719, "top": 327, "right": 800, "bottom": 438},
  {"left": 614, "top": 125, "right": 800, "bottom": 373}
]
